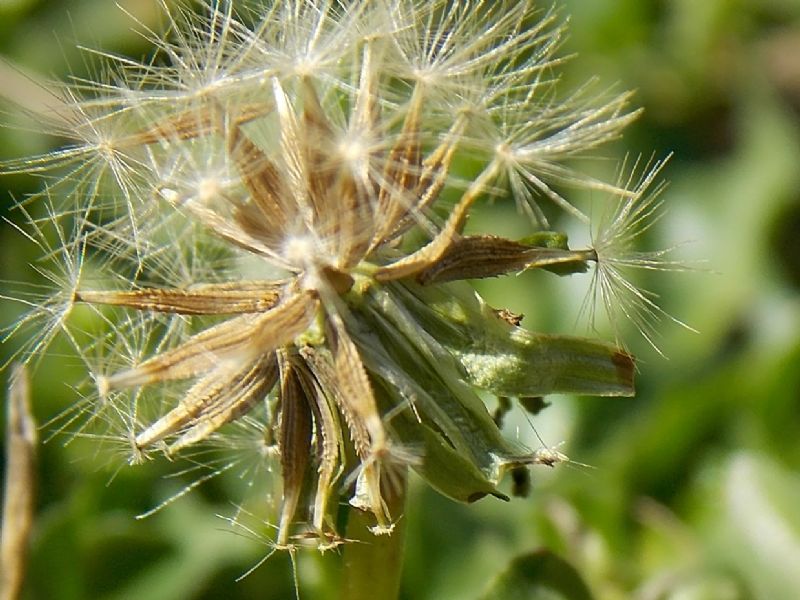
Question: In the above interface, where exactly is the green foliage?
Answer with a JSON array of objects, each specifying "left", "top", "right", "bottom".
[
  {"left": 2, "top": 1, "right": 800, "bottom": 599},
  {"left": 480, "top": 551, "right": 593, "bottom": 600}
]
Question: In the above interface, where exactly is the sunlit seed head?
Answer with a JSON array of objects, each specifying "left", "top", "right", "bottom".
[{"left": 0, "top": 0, "right": 690, "bottom": 556}]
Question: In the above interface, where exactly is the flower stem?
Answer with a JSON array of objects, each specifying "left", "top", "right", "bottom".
[{"left": 340, "top": 469, "right": 408, "bottom": 600}]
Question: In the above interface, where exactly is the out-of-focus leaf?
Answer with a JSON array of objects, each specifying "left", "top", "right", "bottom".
[
  {"left": 722, "top": 452, "right": 800, "bottom": 600},
  {"left": 479, "top": 550, "right": 594, "bottom": 600}
]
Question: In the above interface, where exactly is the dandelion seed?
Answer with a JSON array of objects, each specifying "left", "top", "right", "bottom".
[{"left": 580, "top": 155, "right": 697, "bottom": 355}]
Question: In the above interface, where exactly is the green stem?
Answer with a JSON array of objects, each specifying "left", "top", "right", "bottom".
[{"left": 340, "top": 469, "right": 408, "bottom": 600}]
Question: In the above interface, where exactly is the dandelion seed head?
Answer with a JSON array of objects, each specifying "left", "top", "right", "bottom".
[{"left": 2, "top": 0, "right": 687, "bottom": 550}]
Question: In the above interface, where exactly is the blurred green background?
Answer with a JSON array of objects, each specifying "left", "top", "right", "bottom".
[{"left": 2, "top": 1, "right": 800, "bottom": 599}]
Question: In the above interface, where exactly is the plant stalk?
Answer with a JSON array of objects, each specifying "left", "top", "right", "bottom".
[{"left": 340, "top": 469, "right": 408, "bottom": 600}]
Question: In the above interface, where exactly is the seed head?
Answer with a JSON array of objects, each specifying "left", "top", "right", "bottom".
[{"left": 1, "top": 0, "right": 683, "bottom": 549}]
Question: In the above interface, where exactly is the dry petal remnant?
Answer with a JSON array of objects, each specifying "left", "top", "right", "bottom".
[{"left": 3, "top": 0, "right": 681, "bottom": 548}]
